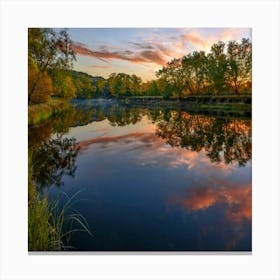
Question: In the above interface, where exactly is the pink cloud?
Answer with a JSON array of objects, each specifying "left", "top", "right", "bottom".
[
  {"left": 171, "top": 180, "right": 252, "bottom": 223},
  {"left": 71, "top": 43, "right": 167, "bottom": 66}
]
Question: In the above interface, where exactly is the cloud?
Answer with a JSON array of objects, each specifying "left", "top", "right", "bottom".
[
  {"left": 129, "top": 42, "right": 155, "bottom": 50},
  {"left": 90, "top": 65, "right": 111, "bottom": 69},
  {"left": 71, "top": 42, "right": 167, "bottom": 66},
  {"left": 171, "top": 179, "right": 252, "bottom": 223},
  {"left": 181, "top": 28, "right": 251, "bottom": 53},
  {"left": 181, "top": 31, "right": 214, "bottom": 52},
  {"left": 139, "top": 50, "right": 166, "bottom": 66},
  {"left": 76, "top": 132, "right": 158, "bottom": 151}
]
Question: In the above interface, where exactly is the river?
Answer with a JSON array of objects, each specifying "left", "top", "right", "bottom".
[{"left": 29, "top": 99, "right": 252, "bottom": 251}]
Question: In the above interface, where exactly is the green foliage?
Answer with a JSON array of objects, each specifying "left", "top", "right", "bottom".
[
  {"left": 70, "top": 71, "right": 97, "bottom": 98},
  {"left": 28, "top": 56, "right": 53, "bottom": 104},
  {"left": 31, "top": 136, "right": 79, "bottom": 190},
  {"left": 226, "top": 38, "right": 252, "bottom": 94},
  {"left": 108, "top": 73, "right": 142, "bottom": 97},
  {"left": 28, "top": 28, "right": 75, "bottom": 72},
  {"left": 48, "top": 69, "right": 76, "bottom": 98},
  {"left": 181, "top": 51, "right": 209, "bottom": 95},
  {"left": 156, "top": 58, "right": 185, "bottom": 97},
  {"left": 207, "top": 41, "right": 228, "bottom": 94},
  {"left": 28, "top": 191, "right": 92, "bottom": 251},
  {"left": 28, "top": 194, "right": 64, "bottom": 251},
  {"left": 156, "top": 38, "right": 252, "bottom": 96},
  {"left": 28, "top": 99, "right": 69, "bottom": 126},
  {"left": 28, "top": 28, "right": 76, "bottom": 104}
]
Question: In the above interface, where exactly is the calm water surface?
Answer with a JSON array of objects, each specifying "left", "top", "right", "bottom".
[{"left": 29, "top": 99, "right": 252, "bottom": 251}]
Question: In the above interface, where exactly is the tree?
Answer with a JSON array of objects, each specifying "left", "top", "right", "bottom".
[
  {"left": 181, "top": 51, "right": 208, "bottom": 95},
  {"left": 48, "top": 69, "right": 76, "bottom": 98},
  {"left": 226, "top": 38, "right": 252, "bottom": 94},
  {"left": 129, "top": 75, "right": 142, "bottom": 95},
  {"left": 28, "top": 56, "right": 53, "bottom": 104},
  {"left": 95, "top": 79, "right": 106, "bottom": 96},
  {"left": 155, "top": 38, "right": 252, "bottom": 96},
  {"left": 156, "top": 58, "right": 185, "bottom": 97},
  {"left": 207, "top": 41, "right": 228, "bottom": 94},
  {"left": 107, "top": 73, "right": 142, "bottom": 97},
  {"left": 28, "top": 28, "right": 76, "bottom": 103}
]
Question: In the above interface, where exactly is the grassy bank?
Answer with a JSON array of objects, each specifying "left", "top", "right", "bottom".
[
  {"left": 28, "top": 151, "right": 92, "bottom": 251},
  {"left": 28, "top": 183, "right": 92, "bottom": 251},
  {"left": 28, "top": 98, "right": 70, "bottom": 126}
]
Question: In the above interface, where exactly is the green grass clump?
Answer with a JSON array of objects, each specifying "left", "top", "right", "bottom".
[
  {"left": 28, "top": 98, "right": 69, "bottom": 126},
  {"left": 28, "top": 196, "right": 61, "bottom": 251},
  {"left": 28, "top": 190, "right": 92, "bottom": 251}
]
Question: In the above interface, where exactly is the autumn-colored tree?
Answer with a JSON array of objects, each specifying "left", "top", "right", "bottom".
[
  {"left": 48, "top": 69, "right": 76, "bottom": 99},
  {"left": 28, "top": 57, "right": 53, "bottom": 104},
  {"left": 28, "top": 28, "right": 76, "bottom": 103},
  {"left": 107, "top": 73, "right": 143, "bottom": 97}
]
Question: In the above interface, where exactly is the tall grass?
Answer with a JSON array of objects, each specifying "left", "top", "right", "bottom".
[
  {"left": 28, "top": 196, "right": 60, "bottom": 251},
  {"left": 28, "top": 191, "right": 92, "bottom": 251}
]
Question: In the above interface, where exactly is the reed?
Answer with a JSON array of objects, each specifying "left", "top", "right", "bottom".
[{"left": 28, "top": 191, "right": 92, "bottom": 251}]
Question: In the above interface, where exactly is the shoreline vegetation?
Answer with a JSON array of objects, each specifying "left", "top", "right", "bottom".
[
  {"left": 28, "top": 28, "right": 252, "bottom": 251},
  {"left": 29, "top": 94, "right": 252, "bottom": 126},
  {"left": 28, "top": 98, "right": 69, "bottom": 126}
]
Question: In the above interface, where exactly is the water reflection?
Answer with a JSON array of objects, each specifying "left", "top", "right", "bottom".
[
  {"left": 155, "top": 111, "right": 251, "bottom": 166},
  {"left": 70, "top": 101, "right": 252, "bottom": 165},
  {"left": 28, "top": 108, "right": 81, "bottom": 191},
  {"left": 171, "top": 180, "right": 251, "bottom": 222},
  {"left": 32, "top": 136, "right": 79, "bottom": 190},
  {"left": 29, "top": 100, "right": 252, "bottom": 251},
  {"left": 29, "top": 101, "right": 252, "bottom": 189}
]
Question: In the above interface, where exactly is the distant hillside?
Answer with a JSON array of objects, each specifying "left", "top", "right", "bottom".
[{"left": 69, "top": 70, "right": 108, "bottom": 98}]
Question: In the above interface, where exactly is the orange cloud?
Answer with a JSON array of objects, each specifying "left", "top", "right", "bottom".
[
  {"left": 182, "top": 31, "right": 212, "bottom": 51},
  {"left": 171, "top": 180, "right": 252, "bottom": 223},
  {"left": 219, "top": 28, "right": 249, "bottom": 42},
  {"left": 76, "top": 132, "right": 160, "bottom": 151},
  {"left": 71, "top": 43, "right": 167, "bottom": 66}
]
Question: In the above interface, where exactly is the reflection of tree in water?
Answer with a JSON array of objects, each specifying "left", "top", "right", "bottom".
[
  {"left": 155, "top": 111, "right": 251, "bottom": 166},
  {"left": 31, "top": 135, "right": 79, "bottom": 191},
  {"left": 28, "top": 107, "right": 82, "bottom": 192},
  {"left": 72, "top": 101, "right": 148, "bottom": 127},
  {"left": 28, "top": 101, "right": 252, "bottom": 192},
  {"left": 107, "top": 106, "right": 144, "bottom": 126}
]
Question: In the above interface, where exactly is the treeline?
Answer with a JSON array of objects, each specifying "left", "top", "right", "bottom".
[
  {"left": 77, "top": 38, "right": 252, "bottom": 98},
  {"left": 28, "top": 28, "right": 252, "bottom": 103},
  {"left": 153, "top": 38, "right": 252, "bottom": 96}
]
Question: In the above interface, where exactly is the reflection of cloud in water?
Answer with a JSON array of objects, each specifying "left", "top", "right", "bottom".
[
  {"left": 170, "top": 178, "right": 251, "bottom": 223},
  {"left": 77, "top": 131, "right": 236, "bottom": 173},
  {"left": 76, "top": 132, "right": 148, "bottom": 150}
]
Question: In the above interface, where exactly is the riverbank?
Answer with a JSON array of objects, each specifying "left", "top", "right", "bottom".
[
  {"left": 125, "top": 94, "right": 252, "bottom": 104},
  {"left": 28, "top": 99, "right": 70, "bottom": 126},
  {"left": 117, "top": 95, "right": 252, "bottom": 119}
]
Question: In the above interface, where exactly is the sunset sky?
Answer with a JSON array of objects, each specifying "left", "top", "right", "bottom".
[{"left": 66, "top": 28, "right": 251, "bottom": 81}]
